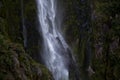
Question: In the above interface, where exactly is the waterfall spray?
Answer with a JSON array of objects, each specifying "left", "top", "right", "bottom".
[{"left": 36, "top": 0, "right": 70, "bottom": 80}]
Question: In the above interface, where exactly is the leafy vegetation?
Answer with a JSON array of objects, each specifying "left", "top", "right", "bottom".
[
  {"left": 0, "top": 34, "right": 53, "bottom": 80},
  {"left": 62, "top": 0, "right": 120, "bottom": 80},
  {"left": 0, "top": 0, "right": 52, "bottom": 80},
  {"left": 0, "top": 0, "right": 120, "bottom": 80}
]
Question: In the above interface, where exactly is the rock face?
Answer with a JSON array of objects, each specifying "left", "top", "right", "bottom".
[
  {"left": 63, "top": 0, "right": 120, "bottom": 80},
  {"left": 0, "top": 0, "right": 120, "bottom": 80},
  {"left": 0, "top": 0, "right": 53, "bottom": 79}
]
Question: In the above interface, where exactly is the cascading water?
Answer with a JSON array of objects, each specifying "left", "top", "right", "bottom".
[{"left": 36, "top": 0, "right": 72, "bottom": 80}]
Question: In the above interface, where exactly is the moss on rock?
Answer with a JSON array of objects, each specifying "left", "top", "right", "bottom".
[{"left": 0, "top": 34, "right": 53, "bottom": 80}]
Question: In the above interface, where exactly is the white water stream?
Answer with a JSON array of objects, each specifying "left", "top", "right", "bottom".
[{"left": 36, "top": 0, "right": 70, "bottom": 80}]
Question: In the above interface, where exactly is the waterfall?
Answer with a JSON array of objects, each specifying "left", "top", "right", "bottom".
[
  {"left": 21, "top": 0, "right": 27, "bottom": 48},
  {"left": 36, "top": 0, "right": 71, "bottom": 80}
]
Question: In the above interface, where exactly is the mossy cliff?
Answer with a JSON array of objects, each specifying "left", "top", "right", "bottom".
[
  {"left": 0, "top": 34, "right": 52, "bottom": 80},
  {"left": 0, "top": 0, "right": 52, "bottom": 80},
  {"left": 63, "top": 0, "right": 120, "bottom": 80},
  {"left": 63, "top": 0, "right": 92, "bottom": 79},
  {"left": 0, "top": 0, "right": 120, "bottom": 80},
  {"left": 91, "top": 0, "right": 120, "bottom": 80}
]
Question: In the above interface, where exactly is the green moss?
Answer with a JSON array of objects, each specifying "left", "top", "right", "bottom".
[
  {"left": 91, "top": 0, "right": 120, "bottom": 80},
  {"left": 0, "top": 34, "right": 53, "bottom": 80}
]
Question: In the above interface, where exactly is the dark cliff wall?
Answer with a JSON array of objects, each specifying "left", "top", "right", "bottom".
[
  {"left": 63, "top": 0, "right": 120, "bottom": 80},
  {"left": 91, "top": 0, "right": 120, "bottom": 80},
  {"left": 23, "top": 0, "right": 43, "bottom": 63},
  {"left": 63, "top": 0, "right": 92, "bottom": 80},
  {"left": 0, "top": 0, "right": 52, "bottom": 80},
  {"left": 0, "top": 0, "right": 120, "bottom": 80}
]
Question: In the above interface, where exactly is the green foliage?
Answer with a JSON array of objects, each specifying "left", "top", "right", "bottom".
[
  {"left": 0, "top": 0, "right": 120, "bottom": 79},
  {"left": 0, "top": 34, "right": 53, "bottom": 80},
  {"left": 91, "top": 0, "right": 120, "bottom": 80},
  {"left": 0, "top": 0, "right": 52, "bottom": 79},
  {"left": 63, "top": 0, "right": 120, "bottom": 80}
]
